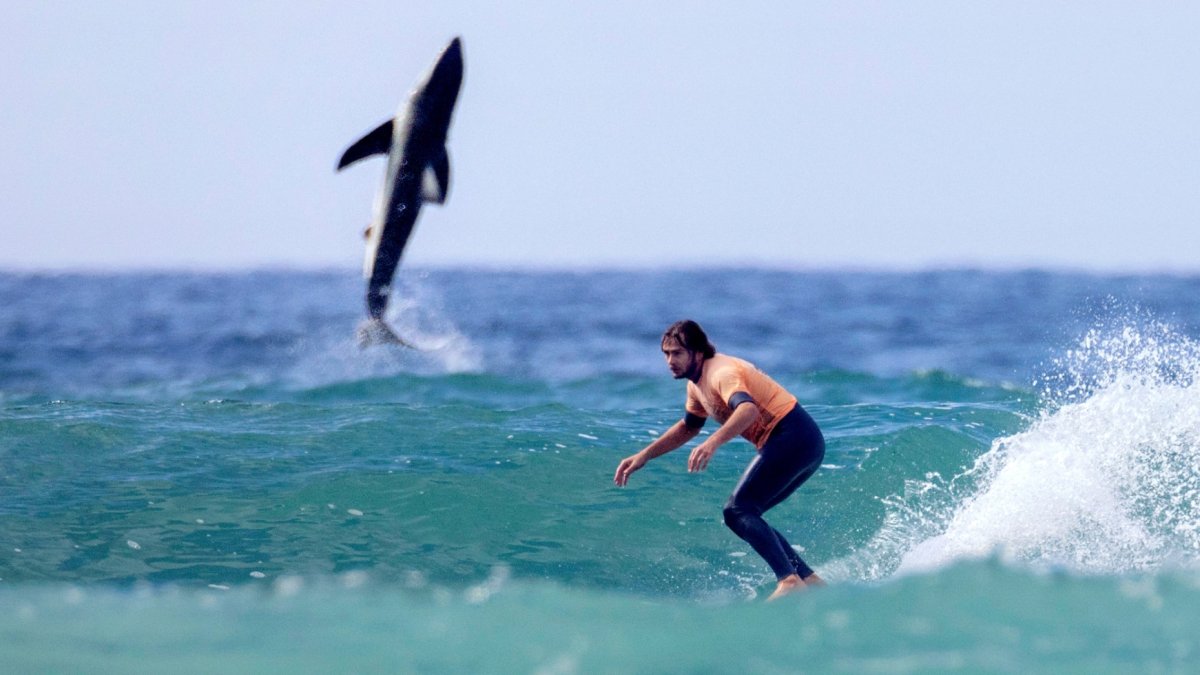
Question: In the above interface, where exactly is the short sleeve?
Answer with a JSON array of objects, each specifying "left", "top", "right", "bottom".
[{"left": 714, "top": 363, "right": 749, "bottom": 406}]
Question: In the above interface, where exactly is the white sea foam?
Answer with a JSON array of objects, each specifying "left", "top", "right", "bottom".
[
  {"left": 284, "top": 275, "right": 482, "bottom": 388},
  {"left": 383, "top": 276, "right": 482, "bottom": 373},
  {"left": 849, "top": 313, "right": 1200, "bottom": 580}
]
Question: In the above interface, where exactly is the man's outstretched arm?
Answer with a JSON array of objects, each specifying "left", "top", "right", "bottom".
[
  {"left": 613, "top": 419, "right": 701, "bottom": 486},
  {"left": 687, "top": 401, "right": 759, "bottom": 472}
]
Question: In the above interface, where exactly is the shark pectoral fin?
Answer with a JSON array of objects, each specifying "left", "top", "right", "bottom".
[
  {"left": 421, "top": 147, "right": 451, "bottom": 204},
  {"left": 337, "top": 119, "right": 395, "bottom": 171}
]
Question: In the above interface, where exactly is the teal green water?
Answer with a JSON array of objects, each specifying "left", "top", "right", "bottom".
[
  {"left": 5, "top": 566, "right": 1197, "bottom": 674},
  {"left": 1, "top": 372, "right": 1028, "bottom": 593}
]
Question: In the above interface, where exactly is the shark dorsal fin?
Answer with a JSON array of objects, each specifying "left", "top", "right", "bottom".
[
  {"left": 421, "top": 146, "right": 451, "bottom": 204},
  {"left": 337, "top": 119, "right": 395, "bottom": 171}
]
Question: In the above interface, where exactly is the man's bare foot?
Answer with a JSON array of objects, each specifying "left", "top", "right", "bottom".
[
  {"left": 802, "top": 573, "right": 827, "bottom": 587},
  {"left": 767, "top": 574, "right": 806, "bottom": 601}
]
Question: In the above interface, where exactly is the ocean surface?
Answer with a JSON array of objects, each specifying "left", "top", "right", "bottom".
[{"left": 3, "top": 268, "right": 1200, "bottom": 673}]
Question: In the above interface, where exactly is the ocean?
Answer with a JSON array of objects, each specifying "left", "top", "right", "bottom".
[{"left": 2, "top": 268, "right": 1199, "bottom": 673}]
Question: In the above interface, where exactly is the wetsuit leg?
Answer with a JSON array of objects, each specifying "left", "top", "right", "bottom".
[
  {"left": 772, "top": 530, "right": 812, "bottom": 578},
  {"left": 766, "top": 461, "right": 823, "bottom": 576},
  {"left": 722, "top": 405, "right": 825, "bottom": 580}
]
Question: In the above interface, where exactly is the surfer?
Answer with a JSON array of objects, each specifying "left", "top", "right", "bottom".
[{"left": 613, "top": 320, "right": 826, "bottom": 600}]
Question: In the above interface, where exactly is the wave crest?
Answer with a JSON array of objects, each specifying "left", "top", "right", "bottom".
[{"left": 846, "top": 312, "right": 1200, "bottom": 579}]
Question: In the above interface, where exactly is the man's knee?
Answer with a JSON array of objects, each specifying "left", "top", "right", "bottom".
[{"left": 723, "top": 503, "right": 758, "bottom": 532}]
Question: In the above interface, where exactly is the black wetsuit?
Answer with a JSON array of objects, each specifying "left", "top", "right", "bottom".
[{"left": 720, "top": 404, "right": 825, "bottom": 580}]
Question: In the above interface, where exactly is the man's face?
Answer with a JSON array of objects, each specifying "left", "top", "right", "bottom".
[{"left": 662, "top": 338, "right": 701, "bottom": 380}]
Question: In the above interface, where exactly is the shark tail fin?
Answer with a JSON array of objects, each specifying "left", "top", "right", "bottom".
[
  {"left": 356, "top": 318, "right": 415, "bottom": 349},
  {"left": 337, "top": 119, "right": 395, "bottom": 171}
]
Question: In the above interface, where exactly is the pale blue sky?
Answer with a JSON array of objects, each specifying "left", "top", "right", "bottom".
[{"left": 4, "top": 2, "right": 1198, "bottom": 271}]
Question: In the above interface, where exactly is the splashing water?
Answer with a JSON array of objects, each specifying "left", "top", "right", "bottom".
[
  {"left": 279, "top": 275, "right": 482, "bottom": 390},
  {"left": 382, "top": 276, "right": 482, "bottom": 373},
  {"left": 851, "top": 312, "right": 1200, "bottom": 579}
]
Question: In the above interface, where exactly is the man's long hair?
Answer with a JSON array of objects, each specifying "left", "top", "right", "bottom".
[{"left": 662, "top": 320, "right": 716, "bottom": 359}]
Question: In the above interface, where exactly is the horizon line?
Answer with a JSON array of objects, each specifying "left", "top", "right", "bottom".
[{"left": 2, "top": 261, "right": 1199, "bottom": 278}]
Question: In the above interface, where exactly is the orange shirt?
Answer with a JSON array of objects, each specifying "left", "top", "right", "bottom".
[{"left": 684, "top": 353, "right": 798, "bottom": 449}]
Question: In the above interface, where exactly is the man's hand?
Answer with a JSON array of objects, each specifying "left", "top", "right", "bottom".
[
  {"left": 688, "top": 441, "right": 717, "bottom": 472},
  {"left": 614, "top": 452, "right": 647, "bottom": 487},
  {"left": 687, "top": 401, "right": 757, "bottom": 473}
]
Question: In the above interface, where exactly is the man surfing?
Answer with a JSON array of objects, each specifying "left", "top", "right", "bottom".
[{"left": 614, "top": 320, "right": 827, "bottom": 600}]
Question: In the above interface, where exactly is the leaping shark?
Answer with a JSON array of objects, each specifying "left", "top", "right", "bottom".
[{"left": 337, "top": 37, "right": 464, "bottom": 347}]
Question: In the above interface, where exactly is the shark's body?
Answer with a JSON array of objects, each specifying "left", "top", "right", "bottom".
[{"left": 337, "top": 37, "right": 463, "bottom": 346}]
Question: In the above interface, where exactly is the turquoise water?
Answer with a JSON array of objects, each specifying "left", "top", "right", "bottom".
[
  {"left": 6, "top": 566, "right": 1198, "bottom": 674},
  {"left": 3, "top": 269, "right": 1200, "bottom": 672}
]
